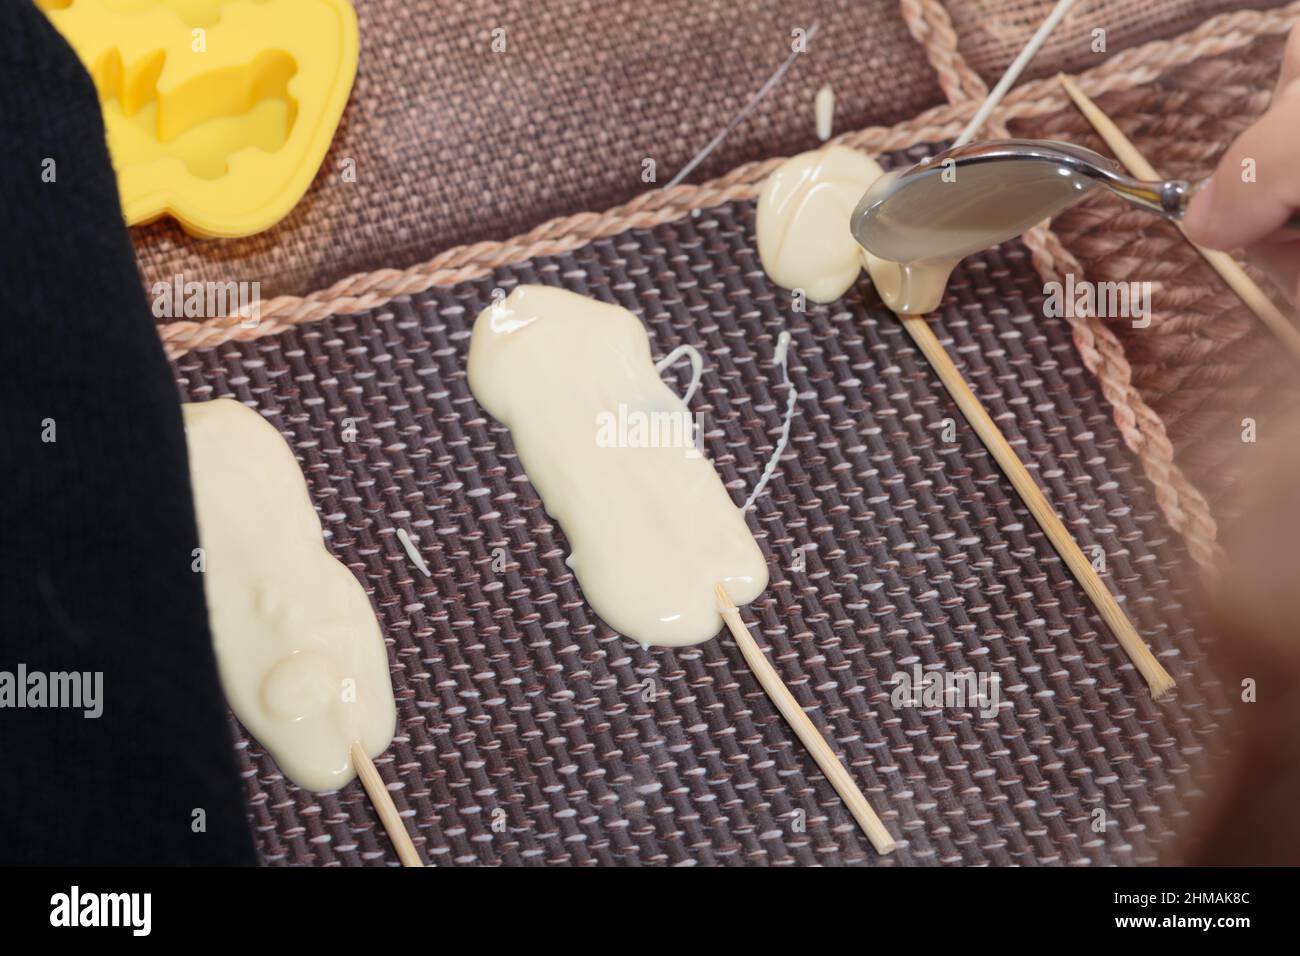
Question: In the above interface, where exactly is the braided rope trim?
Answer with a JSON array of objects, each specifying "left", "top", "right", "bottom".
[
  {"left": 158, "top": 0, "right": 1299, "bottom": 360},
  {"left": 900, "top": 0, "right": 991, "bottom": 103},
  {"left": 901, "top": 0, "right": 1226, "bottom": 572},
  {"left": 1023, "top": 225, "right": 1224, "bottom": 573},
  {"left": 157, "top": 131, "right": 931, "bottom": 357}
]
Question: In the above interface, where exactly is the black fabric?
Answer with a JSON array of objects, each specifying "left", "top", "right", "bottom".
[{"left": 0, "top": 0, "right": 254, "bottom": 865}]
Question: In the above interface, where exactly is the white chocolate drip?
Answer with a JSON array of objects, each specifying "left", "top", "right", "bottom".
[
  {"left": 396, "top": 527, "right": 431, "bottom": 578},
  {"left": 815, "top": 85, "right": 835, "bottom": 141},
  {"left": 743, "top": 331, "right": 797, "bottom": 513},
  {"left": 655, "top": 344, "right": 704, "bottom": 405}
]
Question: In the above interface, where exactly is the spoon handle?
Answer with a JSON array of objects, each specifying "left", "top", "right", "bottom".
[{"left": 1128, "top": 176, "right": 1300, "bottom": 234}]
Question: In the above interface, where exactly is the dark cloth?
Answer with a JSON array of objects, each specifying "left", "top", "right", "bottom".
[{"left": 0, "top": 0, "right": 254, "bottom": 865}]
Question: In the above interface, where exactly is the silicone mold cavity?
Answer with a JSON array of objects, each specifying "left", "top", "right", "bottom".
[{"left": 40, "top": 0, "right": 357, "bottom": 238}]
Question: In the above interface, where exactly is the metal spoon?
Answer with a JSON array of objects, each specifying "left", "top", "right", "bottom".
[{"left": 851, "top": 138, "right": 1198, "bottom": 264}]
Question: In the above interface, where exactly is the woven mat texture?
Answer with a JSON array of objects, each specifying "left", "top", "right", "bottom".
[
  {"left": 134, "top": 0, "right": 945, "bottom": 301},
  {"left": 1013, "top": 29, "right": 1300, "bottom": 526},
  {"left": 948, "top": 0, "right": 1285, "bottom": 87},
  {"left": 130, "top": 0, "right": 1279, "bottom": 305},
  {"left": 173, "top": 145, "right": 1232, "bottom": 864}
]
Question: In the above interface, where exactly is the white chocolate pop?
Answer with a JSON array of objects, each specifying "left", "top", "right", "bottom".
[
  {"left": 756, "top": 145, "right": 883, "bottom": 304},
  {"left": 756, "top": 146, "right": 957, "bottom": 314},
  {"left": 183, "top": 399, "right": 396, "bottom": 792},
  {"left": 468, "top": 286, "right": 768, "bottom": 647}
]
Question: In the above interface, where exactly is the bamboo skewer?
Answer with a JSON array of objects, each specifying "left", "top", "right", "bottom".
[
  {"left": 898, "top": 314, "right": 1175, "bottom": 697},
  {"left": 1058, "top": 72, "right": 1300, "bottom": 364},
  {"left": 351, "top": 741, "right": 424, "bottom": 867},
  {"left": 863, "top": 11, "right": 1173, "bottom": 697},
  {"left": 954, "top": 0, "right": 1079, "bottom": 148},
  {"left": 715, "top": 584, "right": 897, "bottom": 854}
]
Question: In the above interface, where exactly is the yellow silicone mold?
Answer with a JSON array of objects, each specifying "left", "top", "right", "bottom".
[{"left": 40, "top": 0, "right": 358, "bottom": 238}]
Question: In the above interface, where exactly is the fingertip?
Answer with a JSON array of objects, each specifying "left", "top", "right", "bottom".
[{"left": 1182, "top": 179, "right": 1222, "bottom": 247}]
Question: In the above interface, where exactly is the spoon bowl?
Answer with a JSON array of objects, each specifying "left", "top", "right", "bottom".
[{"left": 850, "top": 139, "right": 1194, "bottom": 263}]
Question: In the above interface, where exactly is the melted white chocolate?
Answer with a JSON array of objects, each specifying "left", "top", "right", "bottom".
[
  {"left": 468, "top": 286, "right": 768, "bottom": 647},
  {"left": 814, "top": 85, "right": 835, "bottom": 141},
  {"left": 859, "top": 250, "right": 958, "bottom": 316},
  {"left": 757, "top": 146, "right": 958, "bottom": 314},
  {"left": 183, "top": 399, "right": 396, "bottom": 792},
  {"left": 756, "top": 145, "right": 884, "bottom": 303}
]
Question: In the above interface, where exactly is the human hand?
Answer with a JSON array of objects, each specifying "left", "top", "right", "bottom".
[{"left": 1183, "top": 24, "right": 1300, "bottom": 303}]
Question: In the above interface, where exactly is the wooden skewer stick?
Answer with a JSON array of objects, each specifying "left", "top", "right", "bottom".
[
  {"left": 351, "top": 742, "right": 424, "bottom": 867},
  {"left": 954, "top": 0, "right": 1078, "bottom": 147},
  {"left": 715, "top": 584, "right": 897, "bottom": 854},
  {"left": 898, "top": 314, "right": 1175, "bottom": 698},
  {"left": 1058, "top": 72, "right": 1300, "bottom": 364},
  {"left": 873, "top": 0, "right": 1167, "bottom": 693}
]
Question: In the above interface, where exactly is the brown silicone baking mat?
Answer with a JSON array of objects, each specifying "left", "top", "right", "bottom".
[{"left": 172, "top": 144, "right": 1232, "bottom": 865}]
